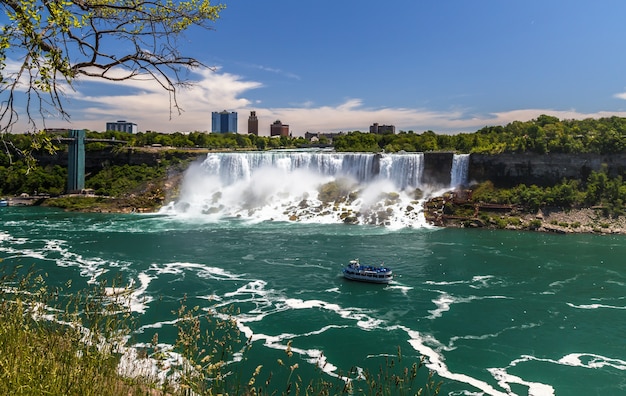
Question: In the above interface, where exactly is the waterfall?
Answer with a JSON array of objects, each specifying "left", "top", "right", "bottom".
[
  {"left": 161, "top": 151, "right": 437, "bottom": 228},
  {"left": 199, "top": 151, "right": 422, "bottom": 188},
  {"left": 450, "top": 154, "right": 470, "bottom": 189}
]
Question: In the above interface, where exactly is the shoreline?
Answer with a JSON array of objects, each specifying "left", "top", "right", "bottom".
[
  {"left": 425, "top": 202, "right": 626, "bottom": 235},
  {"left": 6, "top": 194, "right": 626, "bottom": 236}
]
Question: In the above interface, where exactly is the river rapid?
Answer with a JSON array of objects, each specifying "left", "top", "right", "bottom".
[{"left": 1, "top": 151, "right": 625, "bottom": 395}]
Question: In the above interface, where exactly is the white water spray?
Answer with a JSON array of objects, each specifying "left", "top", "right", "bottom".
[{"left": 160, "top": 151, "right": 470, "bottom": 227}]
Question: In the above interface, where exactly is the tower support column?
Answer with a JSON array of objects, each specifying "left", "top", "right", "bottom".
[{"left": 67, "top": 129, "right": 85, "bottom": 193}]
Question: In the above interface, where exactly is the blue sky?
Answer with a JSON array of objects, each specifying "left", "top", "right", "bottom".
[{"left": 33, "top": 1, "right": 626, "bottom": 135}]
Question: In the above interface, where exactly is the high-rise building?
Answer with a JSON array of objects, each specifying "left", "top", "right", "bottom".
[
  {"left": 106, "top": 120, "right": 137, "bottom": 133},
  {"left": 248, "top": 111, "right": 259, "bottom": 135},
  {"left": 211, "top": 110, "right": 238, "bottom": 133},
  {"left": 270, "top": 120, "right": 290, "bottom": 137},
  {"left": 369, "top": 123, "right": 395, "bottom": 135}
]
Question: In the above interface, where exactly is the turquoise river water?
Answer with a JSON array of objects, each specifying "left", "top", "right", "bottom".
[{"left": 1, "top": 207, "right": 625, "bottom": 395}]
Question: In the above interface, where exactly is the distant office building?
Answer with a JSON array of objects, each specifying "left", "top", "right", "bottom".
[
  {"left": 369, "top": 123, "right": 395, "bottom": 135},
  {"left": 248, "top": 111, "right": 259, "bottom": 135},
  {"left": 106, "top": 120, "right": 137, "bottom": 134},
  {"left": 270, "top": 120, "right": 290, "bottom": 137},
  {"left": 212, "top": 110, "right": 238, "bottom": 133}
]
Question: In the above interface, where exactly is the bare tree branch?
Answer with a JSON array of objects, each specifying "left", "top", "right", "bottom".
[{"left": 1, "top": 0, "right": 225, "bottom": 138}]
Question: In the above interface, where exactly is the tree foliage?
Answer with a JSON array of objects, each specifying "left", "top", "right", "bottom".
[
  {"left": 470, "top": 168, "right": 626, "bottom": 216},
  {"left": 333, "top": 115, "right": 626, "bottom": 155},
  {"left": 1, "top": 0, "right": 225, "bottom": 133}
]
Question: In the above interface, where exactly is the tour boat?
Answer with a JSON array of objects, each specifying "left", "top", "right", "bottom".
[
  {"left": 342, "top": 259, "right": 393, "bottom": 284},
  {"left": 0, "top": 198, "right": 8, "bottom": 207}
]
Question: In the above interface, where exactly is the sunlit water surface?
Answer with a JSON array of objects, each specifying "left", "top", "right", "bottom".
[{"left": 1, "top": 206, "right": 625, "bottom": 395}]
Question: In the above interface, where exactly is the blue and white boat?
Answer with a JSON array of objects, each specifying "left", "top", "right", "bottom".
[
  {"left": 342, "top": 259, "right": 393, "bottom": 284},
  {"left": 0, "top": 198, "right": 8, "bottom": 207}
]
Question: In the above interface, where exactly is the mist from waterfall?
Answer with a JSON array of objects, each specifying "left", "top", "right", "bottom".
[{"left": 161, "top": 151, "right": 470, "bottom": 228}]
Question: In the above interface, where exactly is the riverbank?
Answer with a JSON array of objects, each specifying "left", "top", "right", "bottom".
[
  {"left": 423, "top": 193, "right": 626, "bottom": 235},
  {"left": 3, "top": 162, "right": 185, "bottom": 213},
  {"left": 7, "top": 193, "right": 626, "bottom": 236},
  {"left": 6, "top": 166, "right": 626, "bottom": 235}
]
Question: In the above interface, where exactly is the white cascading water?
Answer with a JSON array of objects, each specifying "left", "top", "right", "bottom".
[
  {"left": 450, "top": 153, "right": 470, "bottom": 189},
  {"left": 160, "top": 151, "right": 470, "bottom": 228}
]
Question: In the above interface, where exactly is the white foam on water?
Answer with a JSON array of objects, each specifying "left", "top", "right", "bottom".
[
  {"left": 557, "top": 353, "right": 626, "bottom": 370},
  {"left": 0, "top": 233, "right": 50, "bottom": 260},
  {"left": 426, "top": 275, "right": 498, "bottom": 289},
  {"left": 489, "top": 352, "right": 626, "bottom": 396},
  {"left": 387, "top": 284, "right": 413, "bottom": 295},
  {"left": 485, "top": 352, "right": 626, "bottom": 396},
  {"left": 470, "top": 275, "right": 496, "bottom": 289},
  {"left": 427, "top": 292, "right": 456, "bottom": 319},
  {"left": 0, "top": 230, "right": 11, "bottom": 242},
  {"left": 117, "top": 343, "right": 186, "bottom": 386},
  {"left": 425, "top": 279, "right": 469, "bottom": 286},
  {"left": 548, "top": 275, "right": 580, "bottom": 289},
  {"left": 136, "top": 318, "right": 179, "bottom": 332},
  {"left": 0, "top": 233, "right": 134, "bottom": 284},
  {"left": 566, "top": 302, "right": 626, "bottom": 310},
  {"left": 399, "top": 325, "right": 514, "bottom": 396},
  {"left": 446, "top": 323, "right": 540, "bottom": 351},
  {"left": 488, "top": 367, "right": 555, "bottom": 396},
  {"left": 283, "top": 298, "right": 383, "bottom": 330},
  {"left": 224, "top": 279, "right": 269, "bottom": 298},
  {"left": 511, "top": 353, "right": 626, "bottom": 371},
  {"left": 0, "top": 231, "right": 29, "bottom": 246},
  {"left": 104, "top": 272, "right": 154, "bottom": 314},
  {"left": 148, "top": 261, "right": 244, "bottom": 281},
  {"left": 427, "top": 291, "right": 510, "bottom": 320}
]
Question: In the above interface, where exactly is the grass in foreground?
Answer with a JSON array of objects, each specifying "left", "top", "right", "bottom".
[{"left": 0, "top": 267, "right": 441, "bottom": 395}]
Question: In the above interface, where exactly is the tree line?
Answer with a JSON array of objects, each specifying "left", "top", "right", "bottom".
[
  {"left": 83, "top": 130, "right": 309, "bottom": 151},
  {"left": 333, "top": 115, "right": 626, "bottom": 154},
  {"left": 5, "top": 113, "right": 625, "bottom": 155}
]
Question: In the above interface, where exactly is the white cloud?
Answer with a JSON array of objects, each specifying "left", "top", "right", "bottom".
[
  {"left": 56, "top": 67, "right": 262, "bottom": 131},
  {"left": 22, "top": 67, "right": 626, "bottom": 136},
  {"left": 613, "top": 92, "right": 626, "bottom": 101}
]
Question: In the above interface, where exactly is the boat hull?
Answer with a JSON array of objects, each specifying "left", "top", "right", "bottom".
[
  {"left": 342, "top": 271, "right": 392, "bottom": 284},
  {"left": 342, "top": 260, "right": 393, "bottom": 284}
]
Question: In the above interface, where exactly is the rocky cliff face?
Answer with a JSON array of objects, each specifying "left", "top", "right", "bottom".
[
  {"left": 34, "top": 148, "right": 626, "bottom": 189},
  {"left": 423, "top": 152, "right": 453, "bottom": 188},
  {"left": 34, "top": 147, "right": 208, "bottom": 171},
  {"left": 469, "top": 153, "right": 626, "bottom": 187}
]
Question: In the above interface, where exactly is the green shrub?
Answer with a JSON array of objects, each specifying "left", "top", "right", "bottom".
[{"left": 508, "top": 217, "right": 522, "bottom": 226}]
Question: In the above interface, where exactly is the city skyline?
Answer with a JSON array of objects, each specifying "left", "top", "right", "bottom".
[{"left": 15, "top": 1, "right": 626, "bottom": 136}]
